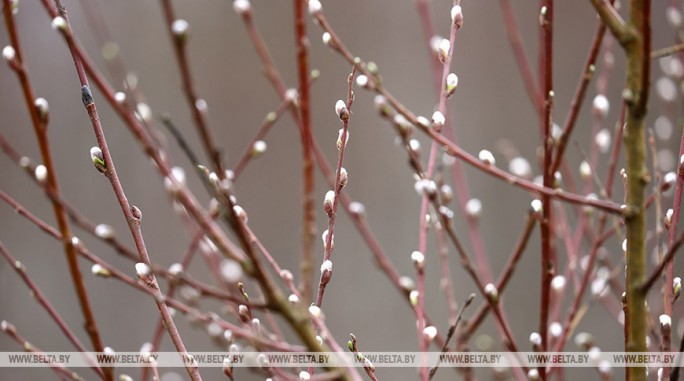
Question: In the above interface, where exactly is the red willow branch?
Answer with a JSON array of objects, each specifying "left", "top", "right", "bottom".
[
  {"left": 1, "top": 4, "right": 109, "bottom": 380},
  {"left": 315, "top": 68, "right": 356, "bottom": 308},
  {"left": 159, "top": 0, "right": 224, "bottom": 176},
  {"left": 294, "top": 0, "right": 317, "bottom": 304},
  {"left": 50, "top": 3, "right": 203, "bottom": 379}
]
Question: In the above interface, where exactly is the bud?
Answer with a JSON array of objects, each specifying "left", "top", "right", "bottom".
[
  {"left": 509, "top": 157, "right": 532, "bottom": 178},
  {"left": 549, "top": 322, "right": 563, "bottom": 338},
  {"left": 169, "top": 263, "right": 184, "bottom": 277},
  {"left": 220, "top": 259, "right": 243, "bottom": 283},
  {"left": 416, "top": 116, "right": 430, "bottom": 129},
  {"left": 2, "top": 45, "right": 15, "bottom": 64},
  {"left": 374, "top": 94, "right": 389, "bottom": 116},
  {"left": 251, "top": 140, "right": 267, "bottom": 157},
  {"left": 233, "top": 0, "right": 251, "bottom": 15},
  {"left": 478, "top": 150, "right": 496, "bottom": 166},
  {"left": 90, "top": 146, "right": 106, "bottom": 174},
  {"left": 527, "top": 368, "right": 540, "bottom": 381},
  {"left": 438, "top": 38, "right": 451, "bottom": 63},
  {"left": 51, "top": 16, "right": 67, "bottom": 32},
  {"left": 399, "top": 276, "right": 415, "bottom": 291},
  {"left": 349, "top": 201, "right": 365, "bottom": 216},
  {"left": 321, "top": 260, "right": 333, "bottom": 284},
  {"left": 667, "top": 6, "right": 683, "bottom": 27},
  {"left": 308, "top": 305, "right": 322, "bottom": 319},
  {"left": 551, "top": 275, "right": 566, "bottom": 292},
  {"left": 285, "top": 88, "right": 299, "bottom": 106},
  {"left": 337, "top": 129, "right": 349, "bottom": 150},
  {"left": 356, "top": 75, "right": 370, "bottom": 89},
  {"left": 322, "top": 32, "right": 332, "bottom": 46},
  {"left": 238, "top": 304, "right": 250, "bottom": 323},
  {"left": 34, "top": 98, "right": 49, "bottom": 123},
  {"left": 409, "top": 290, "right": 419, "bottom": 306},
  {"left": 95, "top": 224, "right": 115, "bottom": 239},
  {"left": 338, "top": 167, "right": 348, "bottom": 188},
  {"left": 593, "top": 94, "right": 610, "bottom": 119},
  {"left": 335, "top": 100, "right": 349, "bottom": 121},
  {"left": 280, "top": 269, "right": 294, "bottom": 282},
  {"left": 91, "top": 263, "right": 111, "bottom": 278},
  {"left": 529, "top": 332, "right": 542, "bottom": 347},
  {"left": 665, "top": 208, "right": 674, "bottom": 229},
  {"left": 446, "top": 73, "right": 459, "bottom": 97},
  {"left": 299, "top": 371, "right": 311, "bottom": 381},
  {"left": 465, "top": 198, "right": 482, "bottom": 219},
  {"left": 579, "top": 160, "right": 592, "bottom": 181},
  {"left": 411, "top": 251, "right": 425, "bottom": 270},
  {"left": 440, "top": 184, "right": 453, "bottom": 204},
  {"left": 423, "top": 326, "right": 437, "bottom": 341},
  {"left": 288, "top": 294, "right": 299, "bottom": 304},
  {"left": 114, "top": 91, "right": 127, "bottom": 105},
  {"left": 484, "top": 283, "right": 498, "bottom": 303},
  {"left": 660, "top": 314, "right": 672, "bottom": 331},
  {"left": 308, "top": 0, "right": 322, "bottom": 15},
  {"left": 414, "top": 179, "right": 437, "bottom": 197},
  {"left": 674, "top": 277, "right": 681, "bottom": 301},
  {"left": 135, "top": 262, "right": 151, "bottom": 277},
  {"left": 322, "top": 229, "right": 334, "bottom": 251},
  {"left": 34, "top": 164, "right": 47, "bottom": 184},
  {"left": 531, "top": 199, "right": 543, "bottom": 214},
  {"left": 451, "top": 5, "right": 463, "bottom": 28},
  {"left": 324, "top": 190, "right": 335, "bottom": 215},
  {"left": 171, "top": 19, "right": 190, "bottom": 41},
  {"left": 233, "top": 205, "right": 248, "bottom": 223},
  {"left": 409, "top": 139, "right": 421, "bottom": 153},
  {"left": 595, "top": 128, "right": 611, "bottom": 154},
  {"left": 431, "top": 111, "right": 445, "bottom": 130}
]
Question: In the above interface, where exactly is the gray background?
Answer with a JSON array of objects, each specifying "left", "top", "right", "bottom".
[{"left": 0, "top": 1, "right": 681, "bottom": 380}]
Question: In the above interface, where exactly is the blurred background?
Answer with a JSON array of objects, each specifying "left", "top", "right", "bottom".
[{"left": 0, "top": 1, "right": 681, "bottom": 380}]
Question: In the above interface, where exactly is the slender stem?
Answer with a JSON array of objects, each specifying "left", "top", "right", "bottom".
[
  {"left": 1, "top": 5, "right": 109, "bottom": 380},
  {"left": 294, "top": 0, "right": 317, "bottom": 304},
  {"left": 315, "top": 68, "right": 356, "bottom": 307},
  {"left": 651, "top": 42, "right": 684, "bottom": 59}
]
